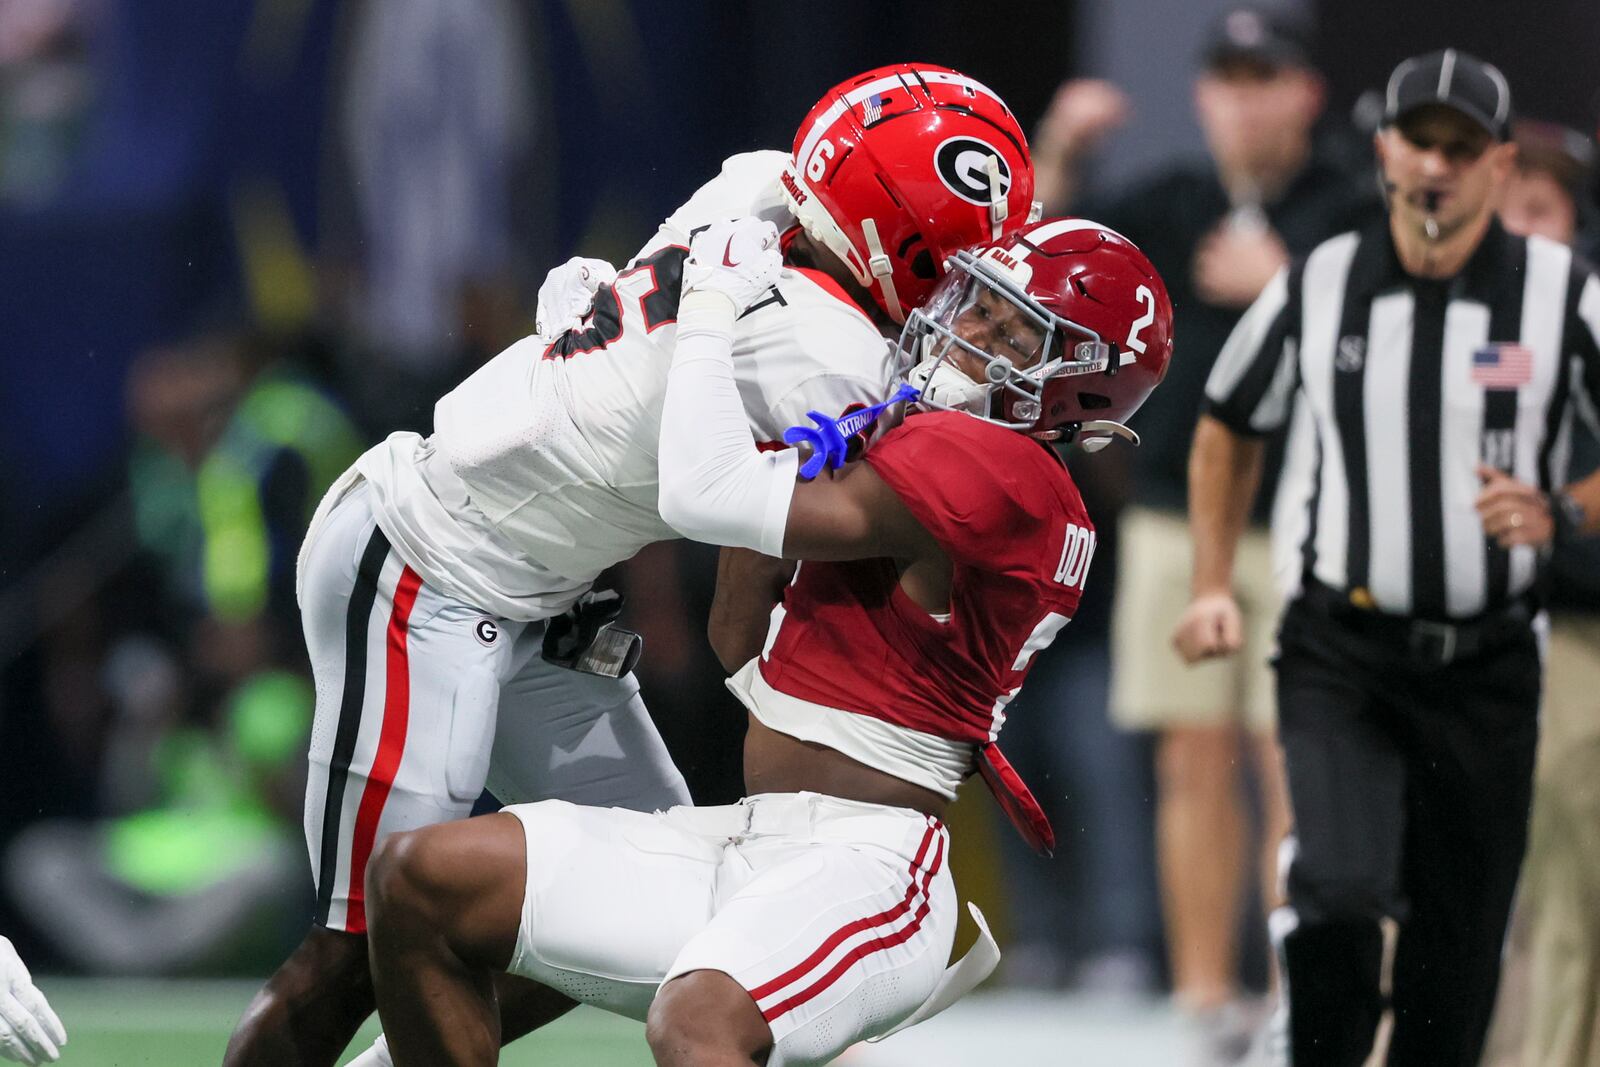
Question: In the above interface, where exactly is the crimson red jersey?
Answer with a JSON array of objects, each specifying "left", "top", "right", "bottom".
[{"left": 757, "top": 411, "right": 1096, "bottom": 746}]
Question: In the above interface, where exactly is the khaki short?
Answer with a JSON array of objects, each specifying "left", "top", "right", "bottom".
[
  {"left": 1507, "top": 614, "right": 1600, "bottom": 1067},
  {"left": 1111, "top": 506, "right": 1279, "bottom": 733},
  {"left": 1539, "top": 613, "right": 1600, "bottom": 763}
]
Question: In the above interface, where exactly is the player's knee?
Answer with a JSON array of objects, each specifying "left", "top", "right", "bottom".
[
  {"left": 367, "top": 816, "right": 526, "bottom": 969},
  {"left": 366, "top": 829, "right": 439, "bottom": 934},
  {"left": 646, "top": 971, "right": 770, "bottom": 1065}
]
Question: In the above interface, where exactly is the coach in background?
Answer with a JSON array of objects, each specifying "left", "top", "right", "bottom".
[
  {"left": 1176, "top": 50, "right": 1600, "bottom": 1067},
  {"left": 1493, "top": 118, "right": 1600, "bottom": 1067},
  {"left": 1033, "top": 7, "right": 1375, "bottom": 1057}
]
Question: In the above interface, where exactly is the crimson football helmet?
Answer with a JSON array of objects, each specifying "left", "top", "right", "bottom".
[
  {"left": 779, "top": 62, "right": 1036, "bottom": 325},
  {"left": 888, "top": 217, "right": 1174, "bottom": 448}
]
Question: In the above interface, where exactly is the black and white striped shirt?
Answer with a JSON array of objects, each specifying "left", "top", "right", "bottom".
[{"left": 1205, "top": 219, "right": 1600, "bottom": 621}]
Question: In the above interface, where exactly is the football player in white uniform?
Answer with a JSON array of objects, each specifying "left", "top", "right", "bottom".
[{"left": 225, "top": 62, "right": 1036, "bottom": 1067}]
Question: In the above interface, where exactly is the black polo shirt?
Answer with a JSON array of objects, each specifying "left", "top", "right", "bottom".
[{"left": 1085, "top": 150, "right": 1379, "bottom": 517}]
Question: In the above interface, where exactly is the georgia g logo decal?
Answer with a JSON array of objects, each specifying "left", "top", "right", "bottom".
[
  {"left": 934, "top": 136, "right": 1011, "bottom": 205},
  {"left": 474, "top": 619, "right": 500, "bottom": 647}
]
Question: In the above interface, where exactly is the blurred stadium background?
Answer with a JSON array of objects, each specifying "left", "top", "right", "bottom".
[{"left": 1, "top": 0, "right": 1596, "bottom": 1064}]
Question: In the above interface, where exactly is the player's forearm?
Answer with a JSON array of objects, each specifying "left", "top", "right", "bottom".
[
  {"left": 708, "top": 547, "right": 793, "bottom": 672},
  {"left": 657, "top": 291, "right": 798, "bottom": 555},
  {"left": 1187, "top": 414, "right": 1264, "bottom": 596}
]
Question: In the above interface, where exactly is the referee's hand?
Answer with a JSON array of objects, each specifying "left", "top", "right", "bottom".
[
  {"left": 1475, "top": 464, "right": 1554, "bottom": 549},
  {"left": 1172, "top": 592, "right": 1245, "bottom": 664}
]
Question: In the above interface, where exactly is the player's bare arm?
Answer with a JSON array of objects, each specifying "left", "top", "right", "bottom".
[
  {"left": 707, "top": 548, "right": 793, "bottom": 672},
  {"left": 1172, "top": 413, "right": 1264, "bottom": 664}
]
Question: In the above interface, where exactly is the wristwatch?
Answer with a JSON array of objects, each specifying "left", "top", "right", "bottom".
[{"left": 1550, "top": 490, "right": 1586, "bottom": 545}]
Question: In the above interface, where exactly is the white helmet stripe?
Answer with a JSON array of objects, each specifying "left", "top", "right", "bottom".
[
  {"left": 795, "top": 74, "right": 907, "bottom": 173},
  {"left": 1021, "top": 217, "right": 1135, "bottom": 247},
  {"left": 794, "top": 70, "right": 1007, "bottom": 176},
  {"left": 916, "top": 69, "right": 1006, "bottom": 109}
]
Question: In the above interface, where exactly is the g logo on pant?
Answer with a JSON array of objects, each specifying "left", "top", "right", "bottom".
[{"left": 474, "top": 619, "right": 500, "bottom": 647}]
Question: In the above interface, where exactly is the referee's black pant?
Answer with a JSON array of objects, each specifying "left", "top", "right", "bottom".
[{"left": 1272, "top": 593, "right": 1540, "bottom": 1067}]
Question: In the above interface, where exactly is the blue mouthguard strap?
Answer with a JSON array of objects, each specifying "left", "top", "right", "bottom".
[{"left": 781, "top": 383, "right": 921, "bottom": 480}]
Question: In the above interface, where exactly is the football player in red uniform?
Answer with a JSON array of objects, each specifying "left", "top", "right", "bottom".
[{"left": 360, "top": 215, "right": 1172, "bottom": 1067}]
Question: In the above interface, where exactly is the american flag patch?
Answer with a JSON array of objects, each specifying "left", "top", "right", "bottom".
[
  {"left": 860, "top": 92, "right": 892, "bottom": 125},
  {"left": 1471, "top": 342, "right": 1533, "bottom": 390}
]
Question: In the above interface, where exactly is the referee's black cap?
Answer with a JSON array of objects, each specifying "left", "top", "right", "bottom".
[
  {"left": 1383, "top": 49, "right": 1512, "bottom": 141},
  {"left": 1201, "top": 4, "right": 1314, "bottom": 71}
]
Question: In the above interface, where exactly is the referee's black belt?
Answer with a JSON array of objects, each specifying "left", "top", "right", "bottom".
[{"left": 1295, "top": 579, "right": 1535, "bottom": 666}]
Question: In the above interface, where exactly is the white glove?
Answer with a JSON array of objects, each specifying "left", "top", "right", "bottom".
[
  {"left": 0, "top": 938, "right": 64, "bottom": 1065},
  {"left": 683, "top": 218, "right": 783, "bottom": 315},
  {"left": 535, "top": 256, "right": 618, "bottom": 336}
]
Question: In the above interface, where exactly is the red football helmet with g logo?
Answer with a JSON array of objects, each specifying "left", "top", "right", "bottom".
[
  {"left": 780, "top": 62, "right": 1036, "bottom": 324},
  {"left": 889, "top": 217, "right": 1174, "bottom": 447}
]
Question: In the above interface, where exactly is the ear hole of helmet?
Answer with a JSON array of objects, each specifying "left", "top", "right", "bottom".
[
  {"left": 824, "top": 146, "right": 855, "bottom": 187},
  {"left": 893, "top": 232, "right": 937, "bottom": 280},
  {"left": 1078, "top": 392, "right": 1112, "bottom": 410}
]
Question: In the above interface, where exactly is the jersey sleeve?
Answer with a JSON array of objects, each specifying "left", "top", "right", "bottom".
[
  {"left": 863, "top": 414, "right": 1053, "bottom": 570},
  {"left": 732, "top": 272, "right": 891, "bottom": 447},
  {"left": 647, "top": 151, "right": 795, "bottom": 258},
  {"left": 751, "top": 369, "right": 885, "bottom": 448},
  {"left": 1202, "top": 262, "right": 1302, "bottom": 435}
]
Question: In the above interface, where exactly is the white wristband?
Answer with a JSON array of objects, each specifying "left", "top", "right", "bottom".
[{"left": 677, "top": 288, "right": 740, "bottom": 334}]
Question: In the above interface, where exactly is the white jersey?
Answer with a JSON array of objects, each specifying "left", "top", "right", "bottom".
[{"left": 356, "top": 151, "right": 891, "bottom": 621}]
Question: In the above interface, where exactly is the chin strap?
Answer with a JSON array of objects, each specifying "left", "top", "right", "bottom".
[
  {"left": 860, "top": 217, "right": 903, "bottom": 323},
  {"left": 1075, "top": 420, "right": 1141, "bottom": 452},
  {"left": 986, "top": 156, "right": 1008, "bottom": 241}
]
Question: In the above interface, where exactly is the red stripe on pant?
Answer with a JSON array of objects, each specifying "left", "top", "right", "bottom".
[
  {"left": 753, "top": 822, "right": 946, "bottom": 1023},
  {"left": 345, "top": 565, "right": 424, "bottom": 933}
]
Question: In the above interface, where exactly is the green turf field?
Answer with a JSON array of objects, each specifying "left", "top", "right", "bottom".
[
  {"left": 40, "top": 977, "right": 1189, "bottom": 1065},
  {"left": 43, "top": 978, "right": 655, "bottom": 1066}
]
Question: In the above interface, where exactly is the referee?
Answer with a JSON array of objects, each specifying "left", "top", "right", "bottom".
[{"left": 1174, "top": 50, "right": 1600, "bottom": 1067}]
